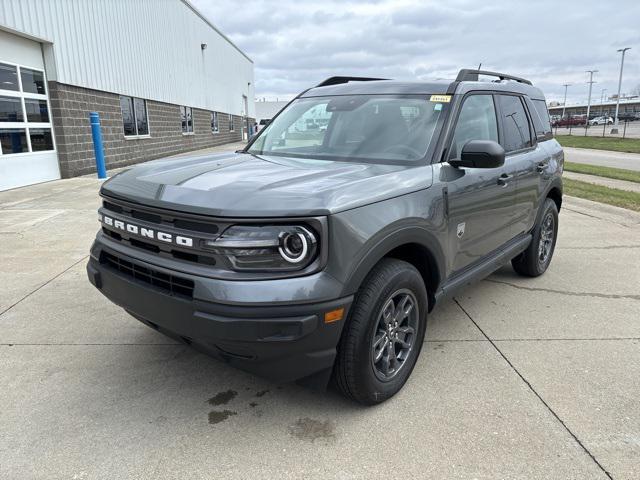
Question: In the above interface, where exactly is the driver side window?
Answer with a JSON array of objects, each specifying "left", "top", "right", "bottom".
[{"left": 449, "top": 95, "right": 498, "bottom": 160}]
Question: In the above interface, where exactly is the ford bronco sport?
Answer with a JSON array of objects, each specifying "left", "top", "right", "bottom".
[{"left": 87, "top": 69, "right": 563, "bottom": 405}]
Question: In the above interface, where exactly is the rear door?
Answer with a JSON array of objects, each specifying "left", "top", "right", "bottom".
[
  {"left": 520, "top": 97, "right": 554, "bottom": 232},
  {"left": 495, "top": 94, "right": 539, "bottom": 236},
  {"left": 443, "top": 93, "right": 517, "bottom": 273}
]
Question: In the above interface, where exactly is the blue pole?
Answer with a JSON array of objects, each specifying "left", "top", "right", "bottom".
[{"left": 89, "top": 112, "right": 107, "bottom": 179}]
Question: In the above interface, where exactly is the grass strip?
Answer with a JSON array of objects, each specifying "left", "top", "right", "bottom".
[
  {"left": 555, "top": 135, "right": 640, "bottom": 154},
  {"left": 564, "top": 178, "right": 640, "bottom": 211},
  {"left": 564, "top": 162, "right": 640, "bottom": 184}
]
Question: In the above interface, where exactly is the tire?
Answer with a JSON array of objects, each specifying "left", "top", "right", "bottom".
[
  {"left": 512, "top": 198, "right": 559, "bottom": 277},
  {"left": 333, "top": 258, "right": 428, "bottom": 405}
]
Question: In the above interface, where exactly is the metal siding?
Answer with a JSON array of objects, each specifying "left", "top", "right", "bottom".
[{"left": 0, "top": 0, "right": 254, "bottom": 116}]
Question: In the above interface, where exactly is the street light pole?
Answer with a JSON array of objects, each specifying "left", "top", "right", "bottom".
[
  {"left": 585, "top": 70, "right": 597, "bottom": 136},
  {"left": 611, "top": 47, "right": 630, "bottom": 134},
  {"left": 561, "top": 83, "right": 571, "bottom": 120}
]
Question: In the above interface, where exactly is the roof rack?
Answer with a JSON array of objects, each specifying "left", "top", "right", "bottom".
[
  {"left": 315, "top": 76, "right": 389, "bottom": 88},
  {"left": 455, "top": 69, "right": 532, "bottom": 85}
]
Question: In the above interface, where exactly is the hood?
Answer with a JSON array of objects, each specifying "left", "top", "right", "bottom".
[{"left": 101, "top": 152, "right": 433, "bottom": 217}]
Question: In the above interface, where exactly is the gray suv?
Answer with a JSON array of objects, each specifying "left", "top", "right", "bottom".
[{"left": 87, "top": 69, "right": 563, "bottom": 405}]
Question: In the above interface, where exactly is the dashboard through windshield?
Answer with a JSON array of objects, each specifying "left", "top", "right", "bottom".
[{"left": 248, "top": 94, "right": 449, "bottom": 164}]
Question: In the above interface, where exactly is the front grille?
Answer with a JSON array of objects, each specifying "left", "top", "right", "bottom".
[
  {"left": 101, "top": 251, "right": 194, "bottom": 298},
  {"left": 100, "top": 197, "right": 227, "bottom": 266}
]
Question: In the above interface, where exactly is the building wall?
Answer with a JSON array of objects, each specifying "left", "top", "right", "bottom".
[
  {"left": 49, "top": 82, "right": 251, "bottom": 178},
  {"left": 0, "top": 0, "right": 255, "bottom": 117}
]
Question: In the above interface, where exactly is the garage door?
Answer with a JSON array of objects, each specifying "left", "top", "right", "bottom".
[{"left": 0, "top": 31, "right": 60, "bottom": 191}]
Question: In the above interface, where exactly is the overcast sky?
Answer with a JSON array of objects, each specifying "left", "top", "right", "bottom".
[{"left": 192, "top": 0, "right": 640, "bottom": 106}]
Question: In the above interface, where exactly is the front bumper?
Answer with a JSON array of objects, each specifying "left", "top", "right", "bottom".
[{"left": 87, "top": 236, "right": 352, "bottom": 387}]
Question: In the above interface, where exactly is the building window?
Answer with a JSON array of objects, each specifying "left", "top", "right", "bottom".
[
  {"left": 181, "top": 106, "right": 193, "bottom": 133},
  {"left": 229, "top": 114, "right": 234, "bottom": 132},
  {"left": 0, "top": 128, "right": 28, "bottom": 154},
  {"left": 0, "top": 63, "right": 19, "bottom": 91},
  {"left": 20, "top": 68, "right": 46, "bottom": 95},
  {"left": 211, "top": 111, "right": 219, "bottom": 133},
  {"left": 0, "top": 62, "right": 54, "bottom": 156},
  {"left": 120, "top": 95, "right": 149, "bottom": 137}
]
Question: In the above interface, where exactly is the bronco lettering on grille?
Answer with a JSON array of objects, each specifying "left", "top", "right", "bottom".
[{"left": 99, "top": 213, "right": 194, "bottom": 247}]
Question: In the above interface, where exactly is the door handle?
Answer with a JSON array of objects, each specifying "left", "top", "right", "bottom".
[
  {"left": 497, "top": 173, "right": 512, "bottom": 186},
  {"left": 537, "top": 162, "right": 549, "bottom": 173}
]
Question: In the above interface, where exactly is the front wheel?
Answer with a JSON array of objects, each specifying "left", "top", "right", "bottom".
[
  {"left": 512, "top": 198, "right": 559, "bottom": 277},
  {"left": 333, "top": 259, "right": 427, "bottom": 405}
]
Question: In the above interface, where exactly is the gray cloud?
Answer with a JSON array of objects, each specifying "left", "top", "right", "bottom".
[{"left": 192, "top": 0, "right": 640, "bottom": 104}]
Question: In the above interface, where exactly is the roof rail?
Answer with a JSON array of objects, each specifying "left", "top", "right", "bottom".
[
  {"left": 315, "top": 76, "right": 389, "bottom": 88},
  {"left": 456, "top": 69, "right": 532, "bottom": 86}
]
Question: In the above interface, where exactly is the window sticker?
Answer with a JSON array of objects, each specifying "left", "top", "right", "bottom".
[
  {"left": 434, "top": 103, "right": 443, "bottom": 111},
  {"left": 429, "top": 94, "right": 451, "bottom": 103}
]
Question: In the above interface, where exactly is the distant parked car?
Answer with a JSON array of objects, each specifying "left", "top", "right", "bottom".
[
  {"left": 588, "top": 116, "right": 613, "bottom": 125},
  {"left": 617, "top": 112, "right": 638, "bottom": 122},
  {"left": 552, "top": 116, "right": 586, "bottom": 127}
]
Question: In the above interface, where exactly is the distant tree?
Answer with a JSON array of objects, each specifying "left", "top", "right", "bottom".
[{"left": 632, "top": 83, "right": 640, "bottom": 96}]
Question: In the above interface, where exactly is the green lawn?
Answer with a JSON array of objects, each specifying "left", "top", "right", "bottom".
[
  {"left": 564, "top": 178, "right": 640, "bottom": 211},
  {"left": 564, "top": 162, "right": 640, "bottom": 184},
  {"left": 555, "top": 135, "right": 640, "bottom": 154}
]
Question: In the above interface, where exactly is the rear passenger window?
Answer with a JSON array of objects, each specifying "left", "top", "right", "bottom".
[
  {"left": 449, "top": 94, "right": 498, "bottom": 160},
  {"left": 498, "top": 95, "right": 532, "bottom": 152},
  {"left": 531, "top": 99, "right": 552, "bottom": 139}
]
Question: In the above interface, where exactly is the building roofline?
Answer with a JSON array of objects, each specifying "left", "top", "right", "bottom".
[
  {"left": 548, "top": 98, "right": 640, "bottom": 110},
  {"left": 180, "top": 0, "right": 253, "bottom": 63}
]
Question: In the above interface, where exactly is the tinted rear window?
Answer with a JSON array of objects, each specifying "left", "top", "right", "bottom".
[
  {"left": 498, "top": 95, "right": 532, "bottom": 152},
  {"left": 531, "top": 99, "right": 552, "bottom": 138}
]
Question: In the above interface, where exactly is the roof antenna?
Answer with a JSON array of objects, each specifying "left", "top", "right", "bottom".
[{"left": 478, "top": 63, "right": 482, "bottom": 70}]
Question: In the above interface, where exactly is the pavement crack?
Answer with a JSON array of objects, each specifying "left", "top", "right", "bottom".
[
  {"left": 454, "top": 298, "right": 614, "bottom": 480},
  {"left": 564, "top": 206, "right": 636, "bottom": 228},
  {"left": 0, "top": 255, "right": 89, "bottom": 317},
  {"left": 557, "top": 245, "right": 640, "bottom": 250},
  {"left": 485, "top": 279, "right": 640, "bottom": 301}
]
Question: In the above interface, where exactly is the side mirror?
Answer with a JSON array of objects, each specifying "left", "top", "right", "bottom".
[{"left": 450, "top": 140, "right": 505, "bottom": 169}]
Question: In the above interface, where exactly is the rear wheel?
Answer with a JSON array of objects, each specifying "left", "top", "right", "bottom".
[
  {"left": 334, "top": 259, "right": 427, "bottom": 405},
  {"left": 512, "top": 198, "right": 559, "bottom": 277}
]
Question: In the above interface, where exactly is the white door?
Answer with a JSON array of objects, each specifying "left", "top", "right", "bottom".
[{"left": 0, "top": 30, "right": 59, "bottom": 191}]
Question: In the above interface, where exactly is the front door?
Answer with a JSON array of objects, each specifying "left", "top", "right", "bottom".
[{"left": 442, "top": 93, "right": 517, "bottom": 274}]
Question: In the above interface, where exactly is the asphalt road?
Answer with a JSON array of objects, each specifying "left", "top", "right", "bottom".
[
  {"left": 554, "top": 121, "right": 640, "bottom": 139},
  {"left": 563, "top": 146, "right": 640, "bottom": 171},
  {"left": 1, "top": 163, "right": 639, "bottom": 479}
]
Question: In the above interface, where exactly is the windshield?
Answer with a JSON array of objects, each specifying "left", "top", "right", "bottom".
[{"left": 247, "top": 94, "right": 448, "bottom": 164}]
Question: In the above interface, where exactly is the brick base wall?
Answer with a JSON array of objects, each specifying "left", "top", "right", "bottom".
[{"left": 48, "top": 82, "right": 252, "bottom": 177}]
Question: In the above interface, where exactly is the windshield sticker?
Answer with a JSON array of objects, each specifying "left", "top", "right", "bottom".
[
  {"left": 430, "top": 95, "right": 451, "bottom": 103},
  {"left": 434, "top": 103, "right": 443, "bottom": 111}
]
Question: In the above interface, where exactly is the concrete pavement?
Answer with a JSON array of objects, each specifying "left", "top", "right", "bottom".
[
  {"left": 1, "top": 167, "right": 639, "bottom": 479},
  {"left": 564, "top": 147, "right": 640, "bottom": 171}
]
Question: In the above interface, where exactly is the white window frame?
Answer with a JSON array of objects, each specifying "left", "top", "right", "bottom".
[
  {"left": 120, "top": 95, "right": 150, "bottom": 139},
  {"left": 211, "top": 111, "right": 219, "bottom": 133},
  {"left": 0, "top": 60, "right": 55, "bottom": 157},
  {"left": 229, "top": 113, "right": 234, "bottom": 132},
  {"left": 181, "top": 106, "right": 194, "bottom": 135}
]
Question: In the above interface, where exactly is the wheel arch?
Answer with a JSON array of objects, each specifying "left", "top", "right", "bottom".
[{"left": 342, "top": 227, "right": 445, "bottom": 312}]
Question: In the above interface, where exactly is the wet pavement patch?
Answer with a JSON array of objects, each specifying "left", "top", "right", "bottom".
[
  {"left": 207, "top": 389, "right": 237, "bottom": 406},
  {"left": 208, "top": 410, "right": 237, "bottom": 424},
  {"left": 255, "top": 389, "right": 269, "bottom": 397},
  {"left": 288, "top": 417, "right": 336, "bottom": 442},
  {"left": 249, "top": 402, "right": 258, "bottom": 408}
]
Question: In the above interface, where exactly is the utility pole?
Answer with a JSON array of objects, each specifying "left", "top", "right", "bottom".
[
  {"left": 561, "top": 84, "right": 571, "bottom": 119},
  {"left": 612, "top": 47, "right": 631, "bottom": 134},
  {"left": 600, "top": 88, "right": 607, "bottom": 104},
  {"left": 585, "top": 70, "right": 597, "bottom": 135}
]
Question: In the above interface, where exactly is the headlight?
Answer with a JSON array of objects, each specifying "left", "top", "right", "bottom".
[{"left": 203, "top": 225, "right": 318, "bottom": 271}]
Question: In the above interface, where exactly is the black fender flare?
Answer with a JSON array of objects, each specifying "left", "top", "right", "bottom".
[{"left": 341, "top": 225, "right": 446, "bottom": 300}]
